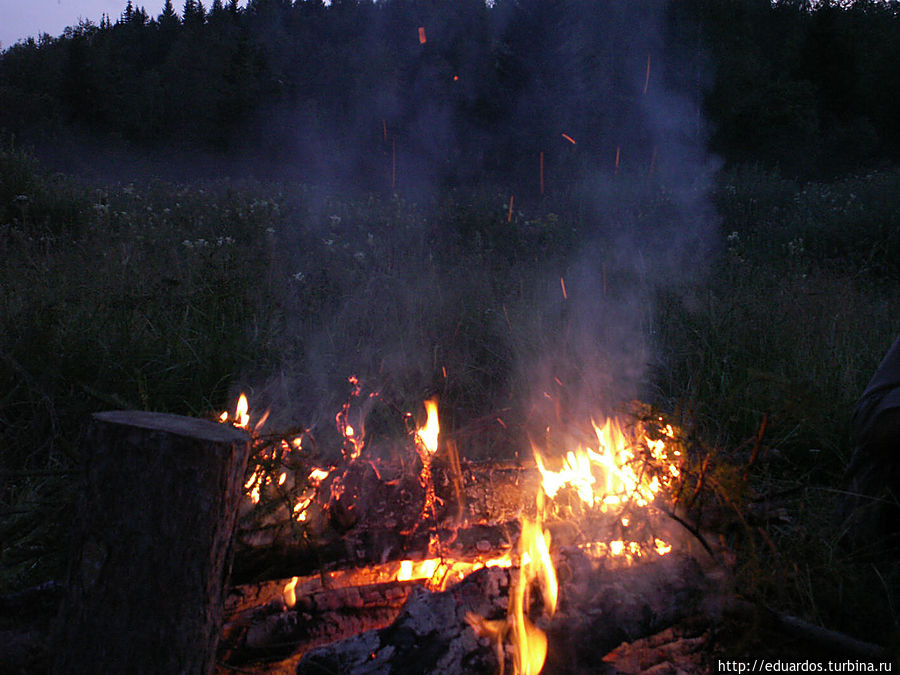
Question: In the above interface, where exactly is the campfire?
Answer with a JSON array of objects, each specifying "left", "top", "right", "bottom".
[{"left": 215, "top": 382, "right": 702, "bottom": 673}]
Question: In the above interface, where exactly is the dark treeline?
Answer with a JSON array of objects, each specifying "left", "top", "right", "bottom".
[{"left": 1, "top": 0, "right": 898, "bottom": 185}]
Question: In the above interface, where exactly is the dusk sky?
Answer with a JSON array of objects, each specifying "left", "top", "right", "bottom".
[{"left": 0, "top": 0, "right": 247, "bottom": 51}]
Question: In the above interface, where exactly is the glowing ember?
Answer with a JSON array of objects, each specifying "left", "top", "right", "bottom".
[
  {"left": 308, "top": 468, "right": 330, "bottom": 484},
  {"left": 244, "top": 467, "right": 262, "bottom": 504},
  {"left": 561, "top": 133, "right": 576, "bottom": 145},
  {"left": 395, "top": 556, "right": 512, "bottom": 592},
  {"left": 336, "top": 377, "right": 365, "bottom": 460},
  {"left": 418, "top": 26, "right": 426, "bottom": 44}
]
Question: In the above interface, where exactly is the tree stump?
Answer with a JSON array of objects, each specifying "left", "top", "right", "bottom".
[{"left": 52, "top": 411, "right": 250, "bottom": 675}]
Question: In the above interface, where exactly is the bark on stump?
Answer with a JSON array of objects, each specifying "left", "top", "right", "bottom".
[{"left": 53, "top": 411, "right": 250, "bottom": 675}]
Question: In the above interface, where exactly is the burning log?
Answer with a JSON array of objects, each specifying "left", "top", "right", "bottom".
[
  {"left": 230, "top": 455, "right": 534, "bottom": 583},
  {"left": 293, "top": 554, "right": 706, "bottom": 675},
  {"left": 544, "top": 553, "right": 707, "bottom": 672},
  {"left": 53, "top": 411, "right": 250, "bottom": 675}
]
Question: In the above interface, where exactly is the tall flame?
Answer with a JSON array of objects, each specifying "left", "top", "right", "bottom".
[{"left": 416, "top": 398, "right": 440, "bottom": 454}]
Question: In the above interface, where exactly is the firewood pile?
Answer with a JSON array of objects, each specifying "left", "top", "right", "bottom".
[
  {"left": 215, "top": 404, "right": 714, "bottom": 673},
  {"left": 3, "top": 401, "right": 890, "bottom": 674}
]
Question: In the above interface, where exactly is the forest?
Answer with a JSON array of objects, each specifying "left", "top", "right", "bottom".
[{"left": 1, "top": 0, "right": 899, "bottom": 184}]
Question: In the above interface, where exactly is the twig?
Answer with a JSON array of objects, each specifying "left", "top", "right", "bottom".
[
  {"left": 0, "top": 469, "right": 76, "bottom": 477},
  {"left": 662, "top": 507, "right": 720, "bottom": 565},
  {"left": 768, "top": 606, "right": 886, "bottom": 659},
  {"left": 687, "top": 452, "right": 711, "bottom": 511},
  {"left": 743, "top": 412, "right": 768, "bottom": 481}
]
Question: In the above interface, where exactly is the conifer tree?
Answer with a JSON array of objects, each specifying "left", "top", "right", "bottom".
[{"left": 159, "top": 0, "right": 179, "bottom": 26}]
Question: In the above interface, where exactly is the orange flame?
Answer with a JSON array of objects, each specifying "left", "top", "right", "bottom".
[
  {"left": 283, "top": 576, "right": 299, "bottom": 608},
  {"left": 235, "top": 393, "right": 250, "bottom": 429},
  {"left": 508, "top": 512, "right": 557, "bottom": 675},
  {"left": 531, "top": 416, "right": 679, "bottom": 562},
  {"left": 534, "top": 417, "right": 675, "bottom": 511},
  {"left": 416, "top": 398, "right": 440, "bottom": 455}
]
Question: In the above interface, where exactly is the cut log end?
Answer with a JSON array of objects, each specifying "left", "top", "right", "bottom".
[{"left": 53, "top": 410, "right": 250, "bottom": 675}]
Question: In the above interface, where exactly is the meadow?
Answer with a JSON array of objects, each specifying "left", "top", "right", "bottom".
[{"left": 2, "top": 142, "right": 899, "bottom": 653}]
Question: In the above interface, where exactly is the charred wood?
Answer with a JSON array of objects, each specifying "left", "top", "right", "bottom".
[
  {"left": 294, "top": 555, "right": 707, "bottom": 675},
  {"left": 296, "top": 566, "right": 508, "bottom": 675},
  {"left": 220, "top": 579, "right": 417, "bottom": 669},
  {"left": 545, "top": 553, "right": 708, "bottom": 673}
]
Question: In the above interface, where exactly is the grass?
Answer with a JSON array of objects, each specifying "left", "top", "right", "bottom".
[{"left": 1, "top": 144, "right": 899, "bottom": 653}]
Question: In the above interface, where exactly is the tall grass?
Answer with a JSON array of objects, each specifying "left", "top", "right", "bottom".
[{"left": 2, "top": 147, "right": 898, "bottom": 649}]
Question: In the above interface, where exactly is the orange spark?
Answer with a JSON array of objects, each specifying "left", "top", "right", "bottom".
[
  {"left": 615, "top": 146, "right": 621, "bottom": 174},
  {"left": 418, "top": 26, "right": 426, "bottom": 44},
  {"left": 560, "top": 277, "right": 567, "bottom": 300},
  {"left": 540, "top": 151, "right": 544, "bottom": 196},
  {"left": 508, "top": 195, "right": 514, "bottom": 222},
  {"left": 643, "top": 53, "right": 651, "bottom": 95},
  {"left": 561, "top": 133, "right": 576, "bottom": 145}
]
